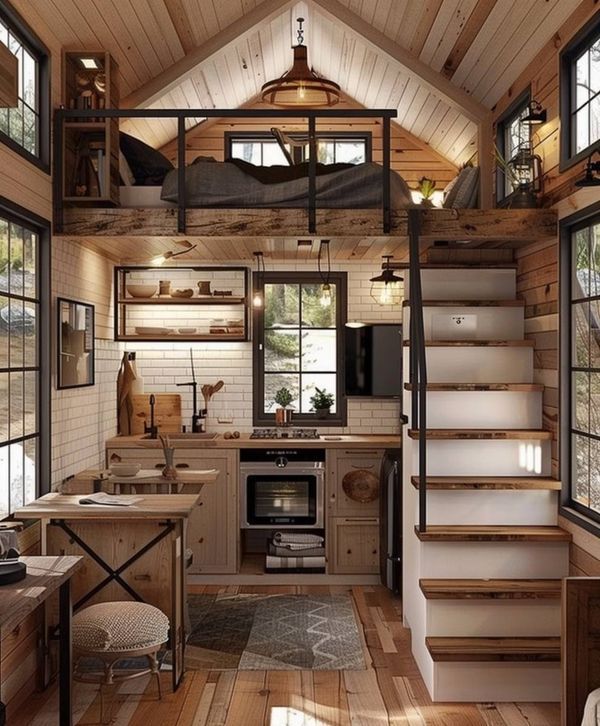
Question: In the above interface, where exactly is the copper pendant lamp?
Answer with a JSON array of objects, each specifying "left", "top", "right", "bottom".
[{"left": 261, "top": 18, "right": 340, "bottom": 107}]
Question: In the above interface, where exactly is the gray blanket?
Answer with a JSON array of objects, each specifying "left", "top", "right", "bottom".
[{"left": 161, "top": 161, "right": 414, "bottom": 208}]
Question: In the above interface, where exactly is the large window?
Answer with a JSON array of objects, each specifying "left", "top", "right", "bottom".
[
  {"left": 560, "top": 13, "right": 600, "bottom": 169},
  {"left": 253, "top": 272, "right": 347, "bottom": 426},
  {"left": 496, "top": 90, "right": 531, "bottom": 203},
  {"left": 226, "top": 132, "right": 371, "bottom": 166},
  {"left": 0, "top": 3, "right": 49, "bottom": 167},
  {"left": 0, "top": 202, "right": 49, "bottom": 518}
]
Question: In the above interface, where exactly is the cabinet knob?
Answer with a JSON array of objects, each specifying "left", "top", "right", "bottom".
[
  {"left": 372, "top": 549, "right": 377, "bottom": 555},
  {"left": 176, "top": 463, "right": 190, "bottom": 469},
  {"left": 154, "top": 464, "right": 163, "bottom": 469},
  {"left": 346, "top": 549, "right": 352, "bottom": 554},
  {"left": 198, "top": 537, "right": 204, "bottom": 544}
]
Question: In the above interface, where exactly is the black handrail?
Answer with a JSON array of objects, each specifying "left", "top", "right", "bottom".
[
  {"left": 53, "top": 107, "right": 398, "bottom": 235},
  {"left": 407, "top": 208, "right": 428, "bottom": 532}
]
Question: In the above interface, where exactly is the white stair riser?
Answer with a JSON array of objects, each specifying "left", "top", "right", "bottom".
[
  {"left": 432, "top": 662, "right": 560, "bottom": 702},
  {"left": 404, "top": 269, "right": 516, "bottom": 300},
  {"left": 426, "top": 600, "right": 560, "bottom": 637},
  {"left": 423, "top": 391, "right": 542, "bottom": 428},
  {"left": 411, "top": 439, "right": 552, "bottom": 476},
  {"left": 419, "top": 541, "right": 569, "bottom": 579},
  {"left": 403, "top": 347, "right": 533, "bottom": 383},
  {"left": 419, "top": 307, "right": 524, "bottom": 341},
  {"left": 416, "top": 490, "right": 558, "bottom": 526}
]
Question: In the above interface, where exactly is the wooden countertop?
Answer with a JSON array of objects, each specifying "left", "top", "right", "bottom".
[
  {"left": 14, "top": 493, "right": 201, "bottom": 520},
  {"left": 0, "top": 555, "right": 82, "bottom": 631},
  {"left": 106, "top": 433, "right": 401, "bottom": 450},
  {"left": 75, "top": 468, "right": 219, "bottom": 484}
]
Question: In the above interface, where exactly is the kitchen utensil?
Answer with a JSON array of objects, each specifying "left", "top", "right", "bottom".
[
  {"left": 201, "top": 380, "right": 225, "bottom": 410},
  {"left": 342, "top": 469, "right": 380, "bottom": 503},
  {"left": 126, "top": 284, "right": 157, "bottom": 298},
  {"left": 197, "top": 280, "right": 211, "bottom": 295},
  {"left": 109, "top": 462, "right": 141, "bottom": 477},
  {"left": 171, "top": 288, "right": 194, "bottom": 298},
  {"left": 131, "top": 394, "right": 182, "bottom": 434}
]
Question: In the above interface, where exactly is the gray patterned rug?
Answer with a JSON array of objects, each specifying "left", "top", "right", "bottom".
[{"left": 183, "top": 593, "right": 366, "bottom": 670}]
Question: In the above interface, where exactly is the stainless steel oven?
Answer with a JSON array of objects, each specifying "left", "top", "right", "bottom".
[{"left": 240, "top": 448, "right": 325, "bottom": 528}]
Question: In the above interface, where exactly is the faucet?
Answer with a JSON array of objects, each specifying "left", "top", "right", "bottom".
[
  {"left": 144, "top": 394, "right": 158, "bottom": 438},
  {"left": 177, "top": 349, "right": 205, "bottom": 433}
]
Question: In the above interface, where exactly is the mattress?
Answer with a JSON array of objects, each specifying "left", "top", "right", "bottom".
[{"left": 119, "top": 186, "right": 175, "bottom": 208}]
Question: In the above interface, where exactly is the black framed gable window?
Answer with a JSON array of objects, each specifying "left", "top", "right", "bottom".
[
  {"left": 560, "top": 12, "right": 600, "bottom": 169},
  {"left": 495, "top": 89, "right": 531, "bottom": 204},
  {"left": 0, "top": 2, "right": 49, "bottom": 168},
  {"left": 253, "top": 272, "right": 347, "bottom": 426}
]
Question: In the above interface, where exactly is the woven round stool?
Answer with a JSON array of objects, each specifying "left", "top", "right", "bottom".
[{"left": 72, "top": 601, "right": 169, "bottom": 723}]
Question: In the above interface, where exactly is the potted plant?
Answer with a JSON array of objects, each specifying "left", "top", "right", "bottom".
[
  {"left": 310, "top": 387, "right": 335, "bottom": 419},
  {"left": 274, "top": 387, "right": 294, "bottom": 426},
  {"left": 416, "top": 177, "right": 437, "bottom": 207}
]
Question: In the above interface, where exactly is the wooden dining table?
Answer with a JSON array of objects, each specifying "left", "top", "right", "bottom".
[
  {"left": 0, "top": 555, "right": 82, "bottom": 726},
  {"left": 14, "top": 492, "right": 205, "bottom": 691}
]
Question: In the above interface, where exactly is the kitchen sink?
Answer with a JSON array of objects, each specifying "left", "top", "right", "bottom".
[{"left": 143, "top": 432, "right": 219, "bottom": 440}]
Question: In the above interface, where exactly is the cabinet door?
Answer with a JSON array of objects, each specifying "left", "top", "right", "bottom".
[
  {"left": 106, "top": 448, "right": 238, "bottom": 574},
  {"left": 328, "top": 450, "right": 383, "bottom": 517},
  {"left": 330, "top": 517, "right": 379, "bottom": 574}
]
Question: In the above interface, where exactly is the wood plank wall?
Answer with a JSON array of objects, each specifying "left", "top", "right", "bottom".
[
  {"left": 491, "top": 1, "right": 600, "bottom": 572},
  {"left": 158, "top": 97, "right": 459, "bottom": 190}
]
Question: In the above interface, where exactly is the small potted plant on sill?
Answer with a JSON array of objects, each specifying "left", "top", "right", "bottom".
[
  {"left": 310, "top": 387, "right": 335, "bottom": 419},
  {"left": 274, "top": 387, "right": 294, "bottom": 426},
  {"left": 416, "top": 177, "right": 437, "bottom": 207}
]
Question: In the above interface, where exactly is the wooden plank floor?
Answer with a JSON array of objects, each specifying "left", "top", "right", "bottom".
[{"left": 15, "top": 585, "right": 561, "bottom": 725}]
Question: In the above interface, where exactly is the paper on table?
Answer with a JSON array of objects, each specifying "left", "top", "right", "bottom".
[{"left": 79, "top": 493, "right": 144, "bottom": 507}]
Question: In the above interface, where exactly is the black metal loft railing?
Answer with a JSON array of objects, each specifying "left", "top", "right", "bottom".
[
  {"left": 407, "top": 209, "right": 428, "bottom": 532},
  {"left": 53, "top": 107, "right": 398, "bottom": 235}
]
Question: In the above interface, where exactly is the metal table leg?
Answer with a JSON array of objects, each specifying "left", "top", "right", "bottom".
[{"left": 59, "top": 579, "right": 72, "bottom": 726}]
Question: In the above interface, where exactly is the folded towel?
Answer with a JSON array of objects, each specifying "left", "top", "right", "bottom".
[
  {"left": 266, "top": 555, "right": 326, "bottom": 570},
  {"left": 269, "top": 543, "right": 326, "bottom": 558},
  {"left": 273, "top": 532, "right": 324, "bottom": 545}
]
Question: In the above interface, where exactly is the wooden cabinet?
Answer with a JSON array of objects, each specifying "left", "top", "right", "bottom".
[
  {"left": 329, "top": 517, "right": 379, "bottom": 574},
  {"left": 327, "top": 449, "right": 383, "bottom": 517},
  {"left": 106, "top": 447, "right": 239, "bottom": 574}
]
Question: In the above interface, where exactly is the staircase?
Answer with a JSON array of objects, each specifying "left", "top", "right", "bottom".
[{"left": 402, "top": 260, "right": 569, "bottom": 703}]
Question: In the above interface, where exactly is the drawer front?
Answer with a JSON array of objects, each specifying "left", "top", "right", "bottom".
[
  {"left": 329, "top": 450, "right": 383, "bottom": 517},
  {"left": 330, "top": 517, "right": 379, "bottom": 574}
]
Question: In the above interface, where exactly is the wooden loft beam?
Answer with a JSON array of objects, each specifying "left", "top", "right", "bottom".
[
  {"left": 0, "top": 43, "right": 18, "bottom": 108},
  {"left": 121, "top": 0, "right": 296, "bottom": 108},
  {"left": 310, "top": 0, "right": 488, "bottom": 124}
]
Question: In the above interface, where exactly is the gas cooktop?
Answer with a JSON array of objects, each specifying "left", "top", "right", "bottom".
[{"left": 250, "top": 428, "right": 321, "bottom": 440}]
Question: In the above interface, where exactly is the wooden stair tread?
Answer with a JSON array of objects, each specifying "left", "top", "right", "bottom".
[
  {"left": 408, "top": 428, "right": 553, "bottom": 440},
  {"left": 425, "top": 636, "right": 560, "bottom": 662},
  {"left": 410, "top": 476, "right": 561, "bottom": 490},
  {"left": 402, "top": 299, "right": 525, "bottom": 307},
  {"left": 392, "top": 263, "right": 518, "bottom": 269},
  {"left": 404, "top": 382, "right": 543, "bottom": 392},
  {"left": 403, "top": 339, "right": 534, "bottom": 347},
  {"left": 419, "top": 578, "right": 561, "bottom": 600},
  {"left": 414, "top": 525, "right": 571, "bottom": 542}
]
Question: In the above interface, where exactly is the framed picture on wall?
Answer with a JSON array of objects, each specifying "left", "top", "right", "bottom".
[{"left": 57, "top": 297, "right": 95, "bottom": 389}]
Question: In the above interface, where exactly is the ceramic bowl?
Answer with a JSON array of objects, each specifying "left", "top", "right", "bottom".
[
  {"left": 127, "top": 284, "right": 157, "bottom": 298},
  {"left": 109, "top": 462, "right": 141, "bottom": 477}
]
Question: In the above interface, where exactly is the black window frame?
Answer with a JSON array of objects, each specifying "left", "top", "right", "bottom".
[
  {"left": 560, "top": 11, "right": 600, "bottom": 172},
  {"left": 225, "top": 131, "right": 372, "bottom": 165},
  {"left": 252, "top": 271, "right": 347, "bottom": 427},
  {"left": 0, "top": 1, "right": 50, "bottom": 172},
  {"left": 0, "top": 194, "right": 51, "bottom": 521},
  {"left": 495, "top": 87, "right": 531, "bottom": 206}
]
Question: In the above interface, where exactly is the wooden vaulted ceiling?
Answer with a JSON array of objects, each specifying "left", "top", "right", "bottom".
[{"left": 24, "top": 0, "right": 583, "bottom": 165}]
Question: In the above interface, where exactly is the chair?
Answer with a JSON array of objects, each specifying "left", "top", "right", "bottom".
[{"left": 72, "top": 601, "right": 169, "bottom": 723}]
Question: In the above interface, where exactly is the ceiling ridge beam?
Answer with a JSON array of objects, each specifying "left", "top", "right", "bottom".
[
  {"left": 121, "top": 0, "right": 297, "bottom": 109},
  {"left": 309, "top": 0, "right": 488, "bottom": 123}
]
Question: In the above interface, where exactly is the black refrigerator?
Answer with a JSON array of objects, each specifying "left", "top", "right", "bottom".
[{"left": 380, "top": 448, "right": 403, "bottom": 594}]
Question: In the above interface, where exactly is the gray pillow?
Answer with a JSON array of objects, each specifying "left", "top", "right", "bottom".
[{"left": 443, "top": 167, "right": 480, "bottom": 209}]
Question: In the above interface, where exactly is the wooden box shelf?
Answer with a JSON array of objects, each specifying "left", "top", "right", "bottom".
[{"left": 114, "top": 265, "right": 250, "bottom": 342}]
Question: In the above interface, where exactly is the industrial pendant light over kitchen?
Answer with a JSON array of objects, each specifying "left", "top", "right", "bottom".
[
  {"left": 252, "top": 251, "right": 265, "bottom": 308},
  {"left": 261, "top": 18, "right": 340, "bottom": 107},
  {"left": 317, "top": 240, "right": 332, "bottom": 307},
  {"left": 150, "top": 240, "right": 197, "bottom": 266},
  {"left": 370, "top": 256, "right": 403, "bottom": 306}
]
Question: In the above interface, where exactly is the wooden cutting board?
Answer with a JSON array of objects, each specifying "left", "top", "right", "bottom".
[{"left": 131, "top": 394, "right": 182, "bottom": 434}]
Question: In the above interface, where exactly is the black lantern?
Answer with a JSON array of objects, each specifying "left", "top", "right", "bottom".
[
  {"left": 575, "top": 152, "right": 600, "bottom": 187},
  {"left": 370, "top": 256, "right": 403, "bottom": 306},
  {"left": 507, "top": 144, "right": 543, "bottom": 208},
  {"left": 522, "top": 100, "right": 547, "bottom": 125}
]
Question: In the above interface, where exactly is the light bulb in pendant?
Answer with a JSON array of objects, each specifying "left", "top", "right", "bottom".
[
  {"left": 253, "top": 292, "right": 263, "bottom": 308},
  {"left": 319, "top": 283, "right": 332, "bottom": 307},
  {"left": 379, "top": 284, "right": 392, "bottom": 305},
  {"left": 297, "top": 82, "right": 306, "bottom": 101}
]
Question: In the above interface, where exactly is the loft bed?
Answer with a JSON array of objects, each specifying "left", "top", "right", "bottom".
[{"left": 53, "top": 107, "right": 557, "bottom": 242}]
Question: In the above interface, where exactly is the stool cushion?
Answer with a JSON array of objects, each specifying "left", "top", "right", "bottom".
[{"left": 73, "top": 602, "right": 169, "bottom": 653}]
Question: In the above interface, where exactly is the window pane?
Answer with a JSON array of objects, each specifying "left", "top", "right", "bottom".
[
  {"left": 264, "top": 373, "right": 300, "bottom": 413},
  {"left": 335, "top": 141, "right": 366, "bottom": 164},
  {"left": 0, "top": 373, "right": 7, "bottom": 443},
  {"left": 591, "top": 40, "right": 600, "bottom": 97},
  {"left": 317, "top": 141, "right": 335, "bottom": 164},
  {"left": 23, "top": 371, "right": 36, "bottom": 437},
  {"left": 302, "top": 329, "right": 336, "bottom": 372},
  {"left": 592, "top": 94, "right": 600, "bottom": 148},
  {"left": 573, "top": 433, "right": 590, "bottom": 506},
  {"left": 591, "top": 300, "right": 600, "bottom": 368},
  {"left": 301, "top": 284, "right": 336, "bottom": 327},
  {"left": 9, "top": 222, "right": 23, "bottom": 295},
  {"left": 261, "top": 142, "right": 288, "bottom": 166},
  {"left": 574, "top": 226, "right": 591, "bottom": 297},
  {"left": 0, "top": 447, "right": 7, "bottom": 515},
  {"left": 574, "top": 371, "right": 589, "bottom": 431},
  {"left": 576, "top": 107, "right": 590, "bottom": 153},
  {"left": 231, "top": 142, "right": 261, "bottom": 165},
  {"left": 8, "top": 441, "right": 24, "bottom": 511},
  {"left": 265, "top": 329, "right": 299, "bottom": 371},
  {"left": 23, "top": 302, "right": 37, "bottom": 367},
  {"left": 0, "top": 295, "right": 7, "bottom": 367},
  {"left": 577, "top": 51, "right": 590, "bottom": 108},
  {"left": 572, "top": 301, "right": 590, "bottom": 367},
  {"left": 265, "top": 283, "right": 299, "bottom": 327},
  {"left": 591, "top": 372, "right": 600, "bottom": 436},
  {"left": 9, "top": 371, "right": 23, "bottom": 439},
  {"left": 24, "top": 437, "right": 36, "bottom": 506},
  {"left": 0, "top": 217, "right": 7, "bottom": 293},
  {"left": 22, "top": 229, "right": 36, "bottom": 298},
  {"left": 301, "top": 373, "right": 337, "bottom": 414},
  {"left": 22, "top": 48, "right": 36, "bottom": 109},
  {"left": 9, "top": 297, "right": 24, "bottom": 368}
]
